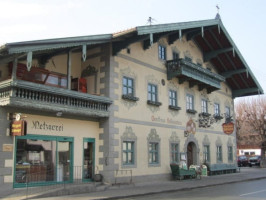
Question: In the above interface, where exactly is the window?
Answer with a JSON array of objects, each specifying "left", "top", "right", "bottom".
[
  {"left": 169, "top": 90, "right": 177, "bottom": 107},
  {"left": 149, "top": 142, "right": 159, "bottom": 164},
  {"left": 173, "top": 52, "right": 179, "bottom": 60},
  {"left": 228, "top": 146, "right": 233, "bottom": 162},
  {"left": 225, "top": 106, "right": 230, "bottom": 118},
  {"left": 123, "top": 77, "right": 134, "bottom": 96},
  {"left": 186, "top": 94, "right": 194, "bottom": 110},
  {"left": 203, "top": 145, "right": 210, "bottom": 163},
  {"left": 214, "top": 103, "right": 220, "bottom": 116},
  {"left": 217, "top": 146, "right": 223, "bottom": 162},
  {"left": 201, "top": 99, "right": 208, "bottom": 113},
  {"left": 148, "top": 84, "right": 158, "bottom": 102},
  {"left": 170, "top": 143, "right": 179, "bottom": 163},
  {"left": 123, "top": 141, "right": 134, "bottom": 165},
  {"left": 158, "top": 45, "right": 166, "bottom": 60}
]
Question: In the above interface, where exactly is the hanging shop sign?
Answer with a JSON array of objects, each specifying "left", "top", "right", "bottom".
[
  {"left": 222, "top": 122, "right": 234, "bottom": 135},
  {"left": 11, "top": 114, "right": 27, "bottom": 136}
]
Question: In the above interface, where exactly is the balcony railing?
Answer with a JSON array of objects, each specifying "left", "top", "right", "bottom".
[
  {"left": 166, "top": 59, "right": 225, "bottom": 92},
  {"left": 0, "top": 79, "right": 112, "bottom": 118}
]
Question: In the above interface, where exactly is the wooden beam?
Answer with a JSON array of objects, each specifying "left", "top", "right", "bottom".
[
  {"left": 221, "top": 68, "right": 246, "bottom": 78},
  {"left": 143, "top": 32, "right": 171, "bottom": 50},
  {"left": 232, "top": 88, "right": 260, "bottom": 98},
  {"left": 113, "top": 35, "right": 149, "bottom": 56},
  {"left": 203, "top": 47, "right": 233, "bottom": 62}
]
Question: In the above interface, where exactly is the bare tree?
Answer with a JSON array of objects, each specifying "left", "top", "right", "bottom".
[{"left": 235, "top": 96, "right": 266, "bottom": 167}]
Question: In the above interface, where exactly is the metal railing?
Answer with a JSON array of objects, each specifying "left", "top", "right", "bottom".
[
  {"left": 114, "top": 169, "right": 133, "bottom": 185},
  {"left": 15, "top": 166, "right": 96, "bottom": 199}
]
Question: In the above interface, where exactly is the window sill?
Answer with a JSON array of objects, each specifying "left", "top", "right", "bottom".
[
  {"left": 169, "top": 105, "right": 181, "bottom": 111},
  {"left": 214, "top": 115, "right": 223, "bottom": 120},
  {"left": 122, "top": 95, "right": 139, "bottom": 101},
  {"left": 199, "top": 112, "right": 211, "bottom": 117},
  {"left": 148, "top": 163, "right": 160, "bottom": 167},
  {"left": 147, "top": 100, "right": 162, "bottom": 106},
  {"left": 186, "top": 109, "right": 197, "bottom": 114}
]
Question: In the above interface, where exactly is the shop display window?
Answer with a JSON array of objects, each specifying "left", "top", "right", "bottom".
[{"left": 15, "top": 136, "right": 73, "bottom": 187}]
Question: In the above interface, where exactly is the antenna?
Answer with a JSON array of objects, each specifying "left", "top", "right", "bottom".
[
  {"left": 147, "top": 17, "right": 156, "bottom": 25},
  {"left": 215, "top": 4, "right": 221, "bottom": 20},
  {"left": 216, "top": 4, "right": 220, "bottom": 14}
]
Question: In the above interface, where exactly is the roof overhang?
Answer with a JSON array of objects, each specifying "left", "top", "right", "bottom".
[
  {"left": 117, "top": 19, "right": 264, "bottom": 97},
  {"left": 0, "top": 19, "right": 263, "bottom": 98}
]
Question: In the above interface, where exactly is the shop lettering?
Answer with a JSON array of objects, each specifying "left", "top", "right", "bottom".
[
  {"left": 32, "top": 121, "right": 63, "bottom": 132},
  {"left": 151, "top": 116, "right": 182, "bottom": 125}
]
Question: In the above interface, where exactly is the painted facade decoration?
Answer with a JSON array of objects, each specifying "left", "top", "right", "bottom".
[{"left": 0, "top": 17, "right": 263, "bottom": 197}]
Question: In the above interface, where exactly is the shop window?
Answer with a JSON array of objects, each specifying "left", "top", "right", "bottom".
[{"left": 15, "top": 135, "right": 73, "bottom": 187}]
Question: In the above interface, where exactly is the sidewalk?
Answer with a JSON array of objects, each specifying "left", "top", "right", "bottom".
[{"left": 4, "top": 167, "right": 266, "bottom": 200}]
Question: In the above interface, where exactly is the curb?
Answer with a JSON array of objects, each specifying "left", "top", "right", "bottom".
[{"left": 98, "top": 176, "right": 266, "bottom": 200}]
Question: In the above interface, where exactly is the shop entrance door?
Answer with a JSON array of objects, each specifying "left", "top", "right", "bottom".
[
  {"left": 57, "top": 141, "right": 72, "bottom": 182},
  {"left": 83, "top": 138, "right": 95, "bottom": 181}
]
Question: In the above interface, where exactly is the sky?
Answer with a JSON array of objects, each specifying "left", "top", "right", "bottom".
[{"left": 0, "top": 0, "right": 265, "bottom": 98}]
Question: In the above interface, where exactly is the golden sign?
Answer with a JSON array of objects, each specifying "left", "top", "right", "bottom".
[
  {"left": 11, "top": 120, "right": 26, "bottom": 136},
  {"left": 222, "top": 122, "right": 234, "bottom": 135}
]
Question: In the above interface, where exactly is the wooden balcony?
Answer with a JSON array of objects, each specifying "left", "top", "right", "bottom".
[
  {"left": 0, "top": 79, "right": 112, "bottom": 118},
  {"left": 166, "top": 59, "right": 225, "bottom": 93}
]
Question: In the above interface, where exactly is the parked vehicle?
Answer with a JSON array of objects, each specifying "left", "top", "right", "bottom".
[
  {"left": 237, "top": 155, "right": 248, "bottom": 167},
  {"left": 249, "top": 156, "right": 261, "bottom": 167}
]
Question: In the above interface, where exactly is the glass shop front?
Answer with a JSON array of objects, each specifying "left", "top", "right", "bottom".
[{"left": 14, "top": 135, "right": 73, "bottom": 187}]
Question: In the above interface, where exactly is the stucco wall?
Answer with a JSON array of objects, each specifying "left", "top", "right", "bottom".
[{"left": 112, "top": 35, "right": 236, "bottom": 179}]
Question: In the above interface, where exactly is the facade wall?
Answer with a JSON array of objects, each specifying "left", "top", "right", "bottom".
[{"left": 111, "top": 36, "right": 237, "bottom": 182}]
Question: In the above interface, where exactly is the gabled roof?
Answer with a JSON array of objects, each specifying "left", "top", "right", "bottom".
[{"left": 0, "top": 18, "right": 263, "bottom": 97}]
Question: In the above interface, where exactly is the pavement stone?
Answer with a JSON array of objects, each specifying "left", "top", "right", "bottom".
[{"left": 3, "top": 167, "right": 266, "bottom": 200}]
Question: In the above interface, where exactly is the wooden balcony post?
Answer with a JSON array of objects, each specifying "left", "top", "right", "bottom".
[
  {"left": 67, "top": 50, "right": 72, "bottom": 90},
  {"left": 11, "top": 58, "right": 18, "bottom": 80}
]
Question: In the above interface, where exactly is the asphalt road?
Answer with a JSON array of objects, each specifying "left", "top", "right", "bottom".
[{"left": 120, "top": 179, "right": 266, "bottom": 200}]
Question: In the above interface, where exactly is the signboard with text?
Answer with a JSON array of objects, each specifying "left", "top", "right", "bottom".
[{"left": 11, "top": 120, "right": 27, "bottom": 136}]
